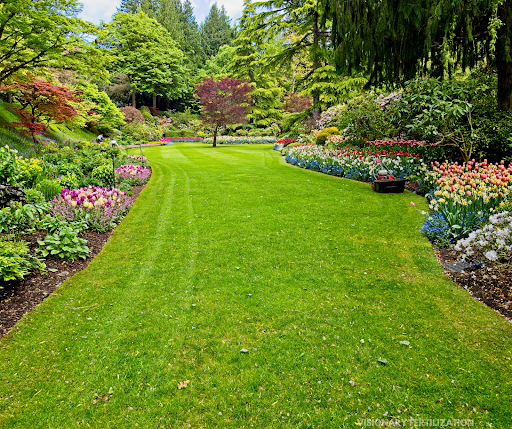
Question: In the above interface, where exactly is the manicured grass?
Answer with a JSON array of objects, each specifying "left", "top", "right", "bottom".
[{"left": 1, "top": 143, "right": 511, "bottom": 428}]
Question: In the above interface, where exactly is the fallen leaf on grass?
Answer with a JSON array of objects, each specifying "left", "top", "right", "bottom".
[
  {"left": 399, "top": 340, "right": 410, "bottom": 346},
  {"left": 349, "top": 380, "right": 357, "bottom": 386},
  {"left": 240, "top": 348, "right": 249, "bottom": 353},
  {"left": 377, "top": 358, "right": 388, "bottom": 365},
  {"left": 178, "top": 380, "right": 190, "bottom": 389}
]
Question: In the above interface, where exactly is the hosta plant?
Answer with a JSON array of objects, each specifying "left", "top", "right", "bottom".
[{"left": 38, "top": 227, "right": 89, "bottom": 261}]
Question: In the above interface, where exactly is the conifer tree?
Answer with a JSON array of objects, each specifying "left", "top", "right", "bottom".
[
  {"left": 200, "top": 4, "right": 234, "bottom": 60},
  {"left": 320, "top": 0, "right": 512, "bottom": 110}
]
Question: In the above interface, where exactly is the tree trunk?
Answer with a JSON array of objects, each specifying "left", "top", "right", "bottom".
[
  {"left": 213, "top": 124, "right": 218, "bottom": 147},
  {"left": 132, "top": 90, "right": 136, "bottom": 108},
  {"left": 7, "top": 93, "right": 12, "bottom": 103},
  {"left": 312, "top": 12, "right": 321, "bottom": 124},
  {"left": 152, "top": 93, "right": 157, "bottom": 109},
  {"left": 497, "top": 1, "right": 512, "bottom": 110}
]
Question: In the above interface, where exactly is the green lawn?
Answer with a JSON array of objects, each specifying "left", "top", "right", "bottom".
[{"left": 1, "top": 143, "right": 511, "bottom": 428}]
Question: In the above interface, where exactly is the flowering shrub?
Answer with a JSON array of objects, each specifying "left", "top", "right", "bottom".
[
  {"left": 202, "top": 136, "right": 276, "bottom": 144},
  {"left": 421, "top": 159, "right": 512, "bottom": 243},
  {"left": 317, "top": 104, "right": 343, "bottom": 129},
  {"left": 50, "top": 186, "right": 135, "bottom": 232},
  {"left": 285, "top": 144, "right": 424, "bottom": 181},
  {"left": 115, "top": 164, "right": 151, "bottom": 185},
  {"left": 454, "top": 211, "right": 512, "bottom": 263},
  {"left": 120, "top": 106, "right": 144, "bottom": 124}
]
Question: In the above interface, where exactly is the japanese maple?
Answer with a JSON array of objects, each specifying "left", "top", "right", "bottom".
[
  {"left": 194, "top": 77, "right": 252, "bottom": 147},
  {"left": 2, "top": 77, "right": 82, "bottom": 144}
]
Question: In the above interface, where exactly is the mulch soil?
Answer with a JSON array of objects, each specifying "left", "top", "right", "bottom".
[
  {"left": 1, "top": 182, "right": 510, "bottom": 339},
  {"left": 0, "top": 185, "right": 145, "bottom": 339}
]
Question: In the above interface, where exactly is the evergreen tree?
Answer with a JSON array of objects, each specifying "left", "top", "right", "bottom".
[
  {"left": 233, "top": 0, "right": 331, "bottom": 122},
  {"left": 230, "top": 1, "right": 285, "bottom": 129},
  {"left": 200, "top": 4, "right": 234, "bottom": 61},
  {"left": 320, "top": 0, "right": 512, "bottom": 110}
]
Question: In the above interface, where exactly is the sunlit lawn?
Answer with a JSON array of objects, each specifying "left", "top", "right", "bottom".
[{"left": 1, "top": 143, "right": 510, "bottom": 428}]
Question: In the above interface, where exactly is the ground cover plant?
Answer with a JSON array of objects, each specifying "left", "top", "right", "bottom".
[{"left": 0, "top": 143, "right": 510, "bottom": 428}]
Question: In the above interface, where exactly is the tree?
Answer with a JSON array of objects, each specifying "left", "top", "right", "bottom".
[
  {"left": 77, "top": 83, "right": 125, "bottom": 135},
  {"left": 233, "top": 0, "right": 330, "bottom": 122},
  {"left": 200, "top": 4, "right": 234, "bottom": 61},
  {"left": 98, "top": 11, "right": 187, "bottom": 109},
  {"left": 321, "top": 0, "right": 512, "bottom": 110},
  {"left": 1, "top": 77, "right": 82, "bottom": 144},
  {"left": 197, "top": 45, "right": 236, "bottom": 80},
  {"left": 0, "top": 0, "right": 106, "bottom": 86},
  {"left": 195, "top": 77, "right": 253, "bottom": 147}
]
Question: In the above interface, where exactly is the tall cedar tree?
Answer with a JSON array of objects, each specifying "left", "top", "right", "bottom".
[
  {"left": 230, "top": 1, "right": 285, "bottom": 128},
  {"left": 320, "top": 0, "right": 512, "bottom": 110},
  {"left": 200, "top": 4, "right": 234, "bottom": 61},
  {"left": 1, "top": 78, "right": 82, "bottom": 144},
  {"left": 98, "top": 11, "right": 186, "bottom": 108},
  {"left": 195, "top": 77, "right": 252, "bottom": 147},
  {"left": 0, "top": 0, "right": 106, "bottom": 85},
  {"left": 234, "top": 0, "right": 330, "bottom": 122}
]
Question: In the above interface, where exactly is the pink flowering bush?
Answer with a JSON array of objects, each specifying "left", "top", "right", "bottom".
[
  {"left": 115, "top": 164, "right": 151, "bottom": 185},
  {"left": 50, "top": 187, "right": 135, "bottom": 232}
]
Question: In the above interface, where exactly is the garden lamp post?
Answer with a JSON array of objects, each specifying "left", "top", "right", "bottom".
[{"left": 110, "top": 140, "right": 118, "bottom": 190}]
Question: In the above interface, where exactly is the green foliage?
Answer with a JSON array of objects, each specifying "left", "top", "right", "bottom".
[
  {"left": 0, "top": 237, "right": 31, "bottom": 283},
  {"left": 337, "top": 95, "right": 395, "bottom": 144},
  {"left": 391, "top": 75, "right": 492, "bottom": 161},
  {"left": 199, "top": 4, "right": 234, "bottom": 59},
  {"left": 121, "top": 120, "right": 163, "bottom": 143},
  {"left": 0, "top": 0, "right": 107, "bottom": 85},
  {"left": 77, "top": 83, "right": 125, "bottom": 135},
  {"left": 0, "top": 202, "right": 46, "bottom": 239},
  {"left": 57, "top": 173, "right": 79, "bottom": 190},
  {"left": 139, "top": 106, "right": 154, "bottom": 122},
  {"left": 99, "top": 12, "right": 188, "bottom": 104},
  {"left": 315, "top": 127, "right": 339, "bottom": 145},
  {"left": 197, "top": 45, "right": 236, "bottom": 80},
  {"left": 37, "top": 227, "right": 89, "bottom": 260},
  {"left": 91, "top": 164, "right": 114, "bottom": 186},
  {"left": 36, "top": 180, "right": 63, "bottom": 202},
  {"left": 0, "top": 145, "right": 23, "bottom": 185},
  {"left": 23, "top": 188, "right": 45, "bottom": 204}
]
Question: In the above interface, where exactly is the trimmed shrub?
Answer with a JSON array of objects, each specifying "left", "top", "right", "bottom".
[{"left": 315, "top": 127, "right": 340, "bottom": 145}]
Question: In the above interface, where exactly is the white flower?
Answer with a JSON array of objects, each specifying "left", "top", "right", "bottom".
[{"left": 484, "top": 250, "right": 498, "bottom": 261}]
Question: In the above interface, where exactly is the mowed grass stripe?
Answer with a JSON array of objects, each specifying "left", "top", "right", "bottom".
[{"left": 0, "top": 143, "right": 510, "bottom": 428}]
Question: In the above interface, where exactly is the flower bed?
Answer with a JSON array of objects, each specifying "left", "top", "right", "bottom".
[
  {"left": 285, "top": 144, "right": 424, "bottom": 181},
  {"left": 203, "top": 136, "right": 276, "bottom": 144},
  {"left": 50, "top": 186, "right": 135, "bottom": 232},
  {"left": 116, "top": 164, "right": 151, "bottom": 185},
  {"left": 127, "top": 154, "right": 148, "bottom": 163},
  {"left": 160, "top": 137, "right": 204, "bottom": 143},
  {"left": 420, "top": 159, "right": 512, "bottom": 245}
]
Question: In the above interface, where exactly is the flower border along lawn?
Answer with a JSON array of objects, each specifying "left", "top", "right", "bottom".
[{"left": 0, "top": 143, "right": 511, "bottom": 428}]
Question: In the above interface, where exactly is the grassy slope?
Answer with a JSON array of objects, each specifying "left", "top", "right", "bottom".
[
  {"left": 0, "top": 143, "right": 510, "bottom": 428},
  {"left": 0, "top": 102, "right": 96, "bottom": 154}
]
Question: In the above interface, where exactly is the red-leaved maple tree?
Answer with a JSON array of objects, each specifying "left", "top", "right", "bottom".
[
  {"left": 194, "top": 77, "right": 252, "bottom": 147},
  {"left": 1, "top": 77, "right": 83, "bottom": 144}
]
